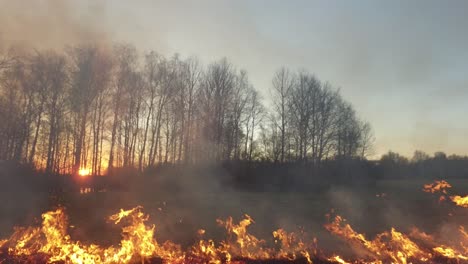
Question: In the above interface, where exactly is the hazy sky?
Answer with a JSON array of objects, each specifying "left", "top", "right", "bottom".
[{"left": 2, "top": 0, "right": 468, "bottom": 157}]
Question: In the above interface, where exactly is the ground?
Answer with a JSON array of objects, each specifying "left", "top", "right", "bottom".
[{"left": 2, "top": 175, "right": 465, "bottom": 260}]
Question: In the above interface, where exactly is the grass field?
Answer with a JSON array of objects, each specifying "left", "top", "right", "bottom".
[{"left": 1, "top": 177, "right": 467, "bottom": 255}]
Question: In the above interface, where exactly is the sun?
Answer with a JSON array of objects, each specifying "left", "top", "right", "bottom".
[{"left": 78, "top": 168, "right": 90, "bottom": 177}]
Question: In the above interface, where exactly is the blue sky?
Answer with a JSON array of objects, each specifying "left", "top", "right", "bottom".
[{"left": 3, "top": 0, "right": 468, "bottom": 157}]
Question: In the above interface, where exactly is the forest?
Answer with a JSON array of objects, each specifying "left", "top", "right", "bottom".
[{"left": 0, "top": 43, "right": 374, "bottom": 176}]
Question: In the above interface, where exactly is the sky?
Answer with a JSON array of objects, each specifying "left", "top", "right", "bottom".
[{"left": 2, "top": 0, "right": 468, "bottom": 158}]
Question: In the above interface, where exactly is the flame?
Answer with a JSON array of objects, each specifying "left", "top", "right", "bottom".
[
  {"left": 0, "top": 208, "right": 318, "bottom": 264},
  {"left": 324, "top": 214, "right": 468, "bottom": 263},
  {"left": 3, "top": 207, "right": 465, "bottom": 263},
  {"left": 216, "top": 214, "right": 270, "bottom": 259},
  {"left": 450, "top": 195, "right": 468, "bottom": 208},
  {"left": 423, "top": 180, "right": 468, "bottom": 208},
  {"left": 190, "top": 215, "right": 315, "bottom": 263},
  {"left": 328, "top": 255, "right": 351, "bottom": 264},
  {"left": 0, "top": 207, "right": 186, "bottom": 264},
  {"left": 0, "top": 181, "right": 467, "bottom": 264},
  {"left": 423, "top": 180, "right": 451, "bottom": 194},
  {"left": 433, "top": 246, "right": 468, "bottom": 260},
  {"left": 272, "top": 228, "right": 315, "bottom": 262}
]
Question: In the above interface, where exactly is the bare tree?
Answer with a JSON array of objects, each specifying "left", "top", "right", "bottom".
[
  {"left": 147, "top": 55, "right": 176, "bottom": 166},
  {"left": 198, "top": 58, "right": 236, "bottom": 161},
  {"left": 335, "top": 100, "right": 362, "bottom": 159},
  {"left": 359, "top": 121, "right": 375, "bottom": 159},
  {"left": 181, "top": 57, "right": 201, "bottom": 163},
  {"left": 41, "top": 51, "right": 68, "bottom": 173},
  {"left": 243, "top": 88, "right": 264, "bottom": 161},
  {"left": 108, "top": 44, "right": 138, "bottom": 173},
  {"left": 138, "top": 51, "right": 162, "bottom": 171},
  {"left": 68, "top": 44, "right": 112, "bottom": 174},
  {"left": 271, "top": 68, "right": 294, "bottom": 162}
]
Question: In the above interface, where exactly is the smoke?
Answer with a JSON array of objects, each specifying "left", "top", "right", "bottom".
[
  {"left": 0, "top": 160, "right": 467, "bottom": 260},
  {"left": 0, "top": 0, "right": 110, "bottom": 50},
  {"left": 0, "top": 161, "right": 49, "bottom": 237}
]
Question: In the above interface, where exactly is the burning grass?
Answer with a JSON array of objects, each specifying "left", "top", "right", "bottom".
[
  {"left": 0, "top": 180, "right": 467, "bottom": 263},
  {"left": 423, "top": 180, "right": 468, "bottom": 208}
]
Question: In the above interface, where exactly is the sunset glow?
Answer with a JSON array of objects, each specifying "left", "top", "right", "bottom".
[{"left": 78, "top": 168, "right": 90, "bottom": 177}]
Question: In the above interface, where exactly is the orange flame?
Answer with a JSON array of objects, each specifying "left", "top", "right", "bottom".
[
  {"left": 423, "top": 180, "right": 451, "bottom": 194},
  {"left": 0, "top": 181, "right": 467, "bottom": 263},
  {"left": 0, "top": 208, "right": 320, "bottom": 264},
  {"left": 450, "top": 195, "right": 468, "bottom": 208},
  {"left": 423, "top": 180, "right": 468, "bottom": 208},
  {"left": 324, "top": 214, "right": 467, "bottom": 263}
]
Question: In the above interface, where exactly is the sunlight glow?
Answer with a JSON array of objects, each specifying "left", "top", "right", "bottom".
[{"left": 78, "top": 168, "right": 90, "bottom": 177}]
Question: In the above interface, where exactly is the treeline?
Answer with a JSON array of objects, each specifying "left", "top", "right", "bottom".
[
  {"left": 378, "top": 150, "right": 468, "bottom": 179},
  {"left": 0, "top": 43, "right": 373, "bottom": 175}
]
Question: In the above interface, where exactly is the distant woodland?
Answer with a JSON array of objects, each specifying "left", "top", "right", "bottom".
[{"left": 0, "top": 43, "right": 466, "bottom": 181}]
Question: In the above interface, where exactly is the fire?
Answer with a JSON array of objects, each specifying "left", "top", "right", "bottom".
[
  {"left": 0, "top": 181, "right": 467, "bottom": 263},
  {"left": 216, "top": 214, "right": 270, "bottom": 259},
  {"left": 450, "top": 195, "right": 468, "bottom": 208},
  {"left": 324, "top": 214, "right": 468, "bottom": 264},
  {"left": 0, "top": 209, "right": 319, "bottom": 263},
  {"left": 433, "top": 246, "right": 468, "bottom": 260},
  {"left": 328, "top": 255, "right": 351, "bottom": 264},
  {"left": 190, "top": 214, "right": 316, "bottom": 263},
  {"left": 423, "top": 180, "right": 451, "bottom": 194},
  {"left": 0, "top": 207, "right": 186, "bottom": 264},
  {"left": 78, "top": 168, "right": 90, "bottom": 177},
  {"left": 423, "top": 180, "right": 468, "bottom": 208},
  {"left": 325, "top": 216, "right": 432, "bottom": 264},
  {"left": 2, "top": 206, "right": 466, "bottom": 264}
]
